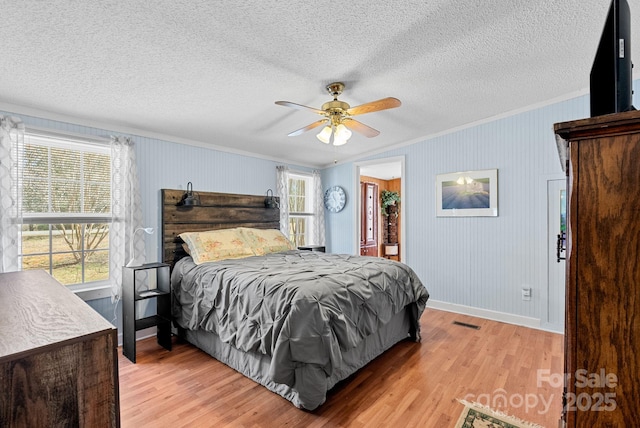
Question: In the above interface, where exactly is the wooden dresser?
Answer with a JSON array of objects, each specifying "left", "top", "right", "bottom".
[
  {"left": 554, "top": 111, "right": 640, "bottom": 427},
  {"left": 0, "top": 270, "right": 120, "bottom": 427}
]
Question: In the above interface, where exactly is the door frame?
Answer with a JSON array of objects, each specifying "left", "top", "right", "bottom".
[
  {"left": 353, "top": 156, "right": 406, "bottom": 262},
  {"left": 547, "top": 178, "right": 566, "bottom": 328}
]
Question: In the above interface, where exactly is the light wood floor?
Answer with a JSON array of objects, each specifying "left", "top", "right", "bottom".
[{"left": 118, "top": 308, "right": 564, "bottom": 428}]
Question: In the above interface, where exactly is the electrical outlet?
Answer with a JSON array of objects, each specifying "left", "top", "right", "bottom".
[{"left": 522, "top": 287, "right": 532, "bottom": 301}]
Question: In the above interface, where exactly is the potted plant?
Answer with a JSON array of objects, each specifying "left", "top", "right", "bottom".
[{"left": 380, "top": 190, "right": 401, "bottom": 217}]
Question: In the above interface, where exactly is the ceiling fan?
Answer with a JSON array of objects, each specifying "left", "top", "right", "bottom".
[{"left": 275, "top": 82, "right": 401, "bottom": 146}]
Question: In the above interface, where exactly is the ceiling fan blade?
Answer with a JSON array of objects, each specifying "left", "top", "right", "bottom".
[
  {"left": 287, "top": 119, "right": 327, "bottom": 137},
  {"left": 346, "top": 97, "right": 401, "bottom": 116},
  {"left": 275, "top": 101, "right": 325, "bottom": 115},
  {"left": 343, "top": 118, "right": 380, "bottom": 138}
]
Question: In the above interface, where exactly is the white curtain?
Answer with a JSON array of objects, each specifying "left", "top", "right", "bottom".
[
  {"left": 0, "top": 116, "right": 23, "bottom": 273},
  {"left": 109, "top": 136, "right": 144, "bottom": 302},
  {"left": 312, "top": 169, "right": 326, "bottom": 246},
  {"left": 276, "top": 165, "right": 290, "bottom": 237}
]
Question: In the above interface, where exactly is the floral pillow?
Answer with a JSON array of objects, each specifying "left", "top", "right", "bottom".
[
  {"left": 238, "top": 227, "right": 296, "bottom": 256},
  {"left": 179, "top": 228, "right": 254, "bottom": 264}
]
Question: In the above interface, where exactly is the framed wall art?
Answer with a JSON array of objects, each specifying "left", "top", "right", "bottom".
[{"left": 436, "top": 169, "right": 498, "bottom": 217}]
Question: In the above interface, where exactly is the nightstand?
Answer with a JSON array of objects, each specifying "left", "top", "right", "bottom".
[
  {"left": 298, "top": 245, "right": 326, "bottom": 252},
  {"left": 122, "top": 262, "right": 172, "bottom": 363}
]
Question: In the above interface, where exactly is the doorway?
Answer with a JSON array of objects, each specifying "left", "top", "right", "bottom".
[
  {"left": 354, "top": 157, "right": 405, "bottom": 262},
  {"left": 547, "top": 179, "right": 566, "bottom": 328}
]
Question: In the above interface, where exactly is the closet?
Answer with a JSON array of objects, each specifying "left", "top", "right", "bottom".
[{"left": 554, "top": 111, "right": 640, "bottom": 427}]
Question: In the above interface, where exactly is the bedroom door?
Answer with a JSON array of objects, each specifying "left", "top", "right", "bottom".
[{"left": 547, "top": 179, "right": 565, "bottom": 328}]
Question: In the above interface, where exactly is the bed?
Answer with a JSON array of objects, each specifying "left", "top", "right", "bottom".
[{"left": 161, "top": 189, "right": 429, "bottom": 410}]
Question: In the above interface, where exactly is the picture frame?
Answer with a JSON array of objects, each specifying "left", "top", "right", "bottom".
[{"left": 436, "top": 169, "right": 498, "bottom": 217}]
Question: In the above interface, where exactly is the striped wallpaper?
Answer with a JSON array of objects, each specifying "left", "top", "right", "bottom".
[{"left": 4, "top": 80, "right": 639, "bottom": 334}]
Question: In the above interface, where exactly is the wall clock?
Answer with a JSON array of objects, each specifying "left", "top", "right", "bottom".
[{"left": 324, "top": 186, "right": 346, "bottom": 212}]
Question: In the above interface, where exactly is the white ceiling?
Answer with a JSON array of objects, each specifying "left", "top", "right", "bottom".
[{"left": 1, "top": 1, "right": 637, "bottom": 168}]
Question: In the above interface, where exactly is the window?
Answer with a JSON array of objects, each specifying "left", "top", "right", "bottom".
[
  {"left": 287, "top": 172, "right": 315, "bottom": 247},
  {"left": 19, "top": 132, "right": 111, "bottom": 286}
]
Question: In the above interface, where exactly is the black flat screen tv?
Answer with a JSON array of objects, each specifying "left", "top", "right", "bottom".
[{"left": 590, "top": 0, "right": 634, "bottom": 117}]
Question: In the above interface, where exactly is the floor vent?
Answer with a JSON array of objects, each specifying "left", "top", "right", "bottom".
[{"left": 453, "top": 320, "right": 480, "bottom": 330}]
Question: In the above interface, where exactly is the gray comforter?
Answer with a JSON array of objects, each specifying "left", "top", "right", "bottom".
[{"left": 171, "top": 250, "right": 429, "bottom": 390}]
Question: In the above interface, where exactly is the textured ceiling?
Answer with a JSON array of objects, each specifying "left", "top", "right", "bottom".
[{"left": 0, "top": 1, "right": 637, "bottom": 167}]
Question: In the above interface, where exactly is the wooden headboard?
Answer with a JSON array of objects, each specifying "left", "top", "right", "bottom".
[{"left": 161, "top": 189, "right": 280, "bottom": 266}]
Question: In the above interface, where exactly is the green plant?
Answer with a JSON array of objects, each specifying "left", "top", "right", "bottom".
[{"left": 380, "top": 190, "right": 401, "bottom": 217}]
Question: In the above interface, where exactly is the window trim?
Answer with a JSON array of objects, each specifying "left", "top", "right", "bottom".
[
  {"left": 69, "top": 281, "right": 112, "bottom": 300},
  {"left": 27, "top": 126, "right": 110, "bottom": 148},
  {"left": 22, "top": 214, "right": 112, "bottom": 224},
  {"left": 20, "top": 129, "right": 113, "bottom": 298},
  {"left": 288, "top": 171, "right": 314, "bottom": 215},
  {"left": 286, "top": 171, "right": 316, "bottom": 247}
]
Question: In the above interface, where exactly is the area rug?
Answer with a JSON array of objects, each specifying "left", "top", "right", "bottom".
[{"left": 455, "top": 400, "right": 544, "bottom": 428}]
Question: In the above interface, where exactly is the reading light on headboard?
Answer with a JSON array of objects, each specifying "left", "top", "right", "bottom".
[
  {"left": 264, "top": 189, "right": 278, "bottom": 208},
  {"left": 177, "top": 182, "right": 200, "bottom": 207}
]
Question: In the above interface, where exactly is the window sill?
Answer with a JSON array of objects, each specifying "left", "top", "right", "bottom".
[{"left": 68, "top": 281, "right": 112, "bottom": 301}]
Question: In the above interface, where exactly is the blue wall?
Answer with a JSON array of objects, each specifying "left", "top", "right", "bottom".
[
  {"left": 323, "top": 82, "right": 640, "bottom": 333},
  {"left": 4, "top": 80, "right": 639, "bottom": 334},
  {"left": 0, "top": 109, "right": 308, "bottom": 333}
]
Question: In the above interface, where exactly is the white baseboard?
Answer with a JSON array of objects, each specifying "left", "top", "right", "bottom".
[{"left": 426, "top": 299, "right": 542, "bottom": 330}]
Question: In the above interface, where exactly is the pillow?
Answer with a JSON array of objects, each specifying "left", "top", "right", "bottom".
[
  {"left": 179, "top": 228, "right": 254, "bottom": 264},
  {"left": 238, "top": 227, "right": 296, "bottom": 256}
]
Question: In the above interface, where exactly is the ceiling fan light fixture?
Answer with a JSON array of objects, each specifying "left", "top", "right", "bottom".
[
  {"left": 317, "top": 125, "right": 333, "bottom": 144},
  {"left": 333, "top": 135, "right": 348, "bottom": 146},
  {"left": 331, "top": 123, "right": 351, "bottom": 146},
  {"left": 277, "top": 82, "right": 400, "bottom": 144},
  {"left": 335, "top": 123, "right": 352, "bottom": 140},
  {"left": 317, "top": 122, "right": 351, "bottom": 146}
]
